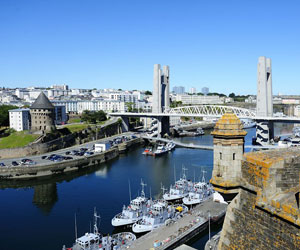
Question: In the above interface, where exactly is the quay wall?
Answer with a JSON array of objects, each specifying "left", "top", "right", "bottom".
[
  {"left": 0, "top": 121, "right": 121, "bottom": 159},
  {"left": 218, "top": 149, "right": 300, "bottom": 250},
  {"left": 0, "top": 138, "right": 143, "bottom": 180}
]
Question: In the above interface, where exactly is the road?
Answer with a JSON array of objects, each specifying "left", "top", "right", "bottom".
[{"left": 0, "top": 132, "right": 133, "bottom": 168}]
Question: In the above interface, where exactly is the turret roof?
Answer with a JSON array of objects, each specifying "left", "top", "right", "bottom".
[
  {"left": 211, "top": 111, "right": 247, "bottom": 137},
  {"left": 30, "top": 92, "right": 54, "bottom": 109}
]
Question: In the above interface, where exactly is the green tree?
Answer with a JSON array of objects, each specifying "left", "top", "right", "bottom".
[
  {"left": 229, "top": 93, "right": 235, "bottom": 98},
  {"left": 126, "top": 102, "right": 135, "bottom": 112},
  {"left": 144, "top": 90, "right": 152, "bottom": 95},
  {"left": 0, "top": 105, "right": 18, "bottom": 127}
]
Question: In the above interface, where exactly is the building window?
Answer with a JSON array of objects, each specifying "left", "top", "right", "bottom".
[
  {"left": 233, "top": 153, "right": 236, "bottom": 160},
  {"left": 220, "top": 152, "right": 222, "bottom": 160}
]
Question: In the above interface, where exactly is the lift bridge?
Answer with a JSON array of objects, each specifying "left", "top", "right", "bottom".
[{"left": 109, "top": 105, "right": 300, "bottom": 145}]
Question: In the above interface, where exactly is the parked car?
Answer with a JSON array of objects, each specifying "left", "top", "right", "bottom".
[
  {"left": 21, "top": 159, "right": 36, "bottom": 165},
  {"left": 41, "top": 155, "right": 47, "bottom": 160},
  {"left": 84, "top": 152, "right": 94, "bottom": 156},
  {"left": 65, "top": 151, "right": 71, "bottom": 155},
  {"left": 0, "top": 162, "right": 5, "bottom": 167},
  {"left": 80, "top": 148, "right": 88, "bottom": 152},
  {"left": 70, "top": 150, "right": 79, "bottom": 155},
  {"left": 11, "top": 161, "right": 19, "bottom": 166},
  {"left": 63, "top": 156, "right": 73, "bottom": 160}
]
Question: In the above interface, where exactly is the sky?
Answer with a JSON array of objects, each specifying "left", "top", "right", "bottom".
[{"left": 0, "top": 0, "right": 300, "bottom": 95}]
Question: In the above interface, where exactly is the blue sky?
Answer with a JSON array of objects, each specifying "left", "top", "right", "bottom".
[{"left": 0, "top": 0, "right": 299, "bottom": 95}]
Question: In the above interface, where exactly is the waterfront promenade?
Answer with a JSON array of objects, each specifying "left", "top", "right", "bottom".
[{"left": 129, "top": 198, "right": 227, "bottom": 250}]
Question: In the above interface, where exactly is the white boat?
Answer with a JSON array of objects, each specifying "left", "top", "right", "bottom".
[
  {"left": 112, "top": 180, "right": 150, "bottom": 227},
  {"left": 153, "top": 144, "right": 168, "bottom": 156},
  {"left": 166, "top": 142, "right": 176, "bottom": 151},
  {"left": 241, "top": 119, "right": 256, "bottom": 129},
  {"left": 183, "top": 171, "right": 214, "bottom": 206},
  {"left": 132, "top": 200, "right": 188, "bottom": 233},
  {"left": 63, "top": 209, "right": 136, "bottom": 250},
  {"left": 195, "top": 128, "right": 205, "bottom": 136},
  {"left": 163, "top": 167, "right": 193, "bottom": 202}
]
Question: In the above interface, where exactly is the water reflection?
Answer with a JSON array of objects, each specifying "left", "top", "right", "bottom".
[{"left": 33, "top": 183, "right": 58, "bottom": 215}]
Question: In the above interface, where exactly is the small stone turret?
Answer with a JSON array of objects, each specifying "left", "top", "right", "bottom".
[{"left": 210, "top": 111, "right": 247, "bottom": 195}]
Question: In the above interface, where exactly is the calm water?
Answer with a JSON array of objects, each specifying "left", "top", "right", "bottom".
[{"left": 0, "top": 124, "right": 292, "bottom": 250}]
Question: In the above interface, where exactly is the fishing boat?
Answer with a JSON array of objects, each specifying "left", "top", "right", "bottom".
[
  {"left": 111, "top": 180, "right": 151, "bottom": 227},
  {"left": 63, "top": 209, "right": 136, "bottom": 250}
]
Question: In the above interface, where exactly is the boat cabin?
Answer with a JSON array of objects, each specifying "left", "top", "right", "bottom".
[{"left": 76, "top": 233, "right": 100, "bottom": 249}]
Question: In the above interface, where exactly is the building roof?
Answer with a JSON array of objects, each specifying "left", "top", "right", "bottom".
[
  {"left": 8, "top": 108, "right": 30, "bottom": 112},
  {"left": 30, "top": 92, "right": 54, "bottom": 109},
  {"left": 211, "top": 111, "right": 247, "bottom": 137}
]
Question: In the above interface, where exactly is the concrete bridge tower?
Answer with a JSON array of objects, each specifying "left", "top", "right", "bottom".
[
  {"left": 256, "top": 56, "right": 274, "bottom": 145},
  {"left": 210, "top": 111, "right": 247, "bottom": 197},
  {"left": 152, "top": 64, "right": 170, "bottom": 137}
]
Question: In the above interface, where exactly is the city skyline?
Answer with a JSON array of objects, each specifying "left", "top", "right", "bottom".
[{"left": 1, "top": 1, "right": 300, "bottom": 95}]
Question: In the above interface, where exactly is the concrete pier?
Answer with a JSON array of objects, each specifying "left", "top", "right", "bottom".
[{"left": 128, "top": 199, "right": 227, "bottom": 250}]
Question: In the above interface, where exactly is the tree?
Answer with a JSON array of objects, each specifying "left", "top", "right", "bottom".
[
  {"left": 229, "top": 93, "right": 235, "bottom": 98},
  {"left": 0, "top": 105, "right": 18, "bottom": 127},
  {"left": 144, "top": 90, "right": 152, "bottom": 95},
  {"left": 125, "top": 102, "right": 135, "bottom": 112},
  {"left": 81, "top": 110, "right": 107, "bottom": 124}
]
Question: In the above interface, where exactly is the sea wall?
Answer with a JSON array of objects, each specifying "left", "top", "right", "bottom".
[
  {"left": 0, "top": 121, "right": 121, "bottom": 159},
  {"left": 218, "top": 149, "right": 300, "bottom": 249},
  {"left": 0, "top": 137, "right": 143, "bottom": 179}
]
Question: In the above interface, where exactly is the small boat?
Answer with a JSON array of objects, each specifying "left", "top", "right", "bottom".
[
  {"left": 112, "top": 180, "right": 151, "bottom": 227},
  {"left": 163, "top": 167, "right": 193, "bottom": 202},
  {"left": 63, "top": 209, "right": 136, "bottom": 250},
  {"left": 195, "top": 128, "right": 205, "bottom": 136},
  {"left": 166, "top": 142, "right": 176, "bottom": 151},
  {"left": 183, "top": 171, "right": 214, "bottom": 206},
  {"left": 132, "top": 199, "right": 188, "bottom": 233},
  {"left": 241, "top": 119, "right": 256, "bottom": 129},
  {"left": 142, "top": 147, "right": 154, "bottom": 156},
  {"left": 153, "top": 144, "right": 168, "bottom": 156}
]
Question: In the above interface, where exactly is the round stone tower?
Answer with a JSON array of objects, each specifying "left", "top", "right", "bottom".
[
  {"left": 30, "top": 92, "right": 55, "bottom": 132},
  {"left": 210, "top": 111, "right": 247, "bottom": 196}
]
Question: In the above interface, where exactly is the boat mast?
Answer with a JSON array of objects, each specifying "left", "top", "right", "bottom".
[
  {"left": 202, "top": 169, "right": 207, "bottom": 183},
  {"left": 128, "top": 179, "right": 132, "bottom": 202},
  {"left": 161, "top": 183, "right": 167, "bottom": 196},
  {"left": 93, "top": 207, "right": 101, "bottom": 235},
  {"left": 74, "top": 213, "right": 78, "bottom": 240},
  {"left": 140, "top": 179, "right": 147, "bottom": 198},
  {"left": 182, "top": 166, "right": 188, "bottom": 180},
  {"left": 174, "top": 164, "right": 176, "bottom": 182}
]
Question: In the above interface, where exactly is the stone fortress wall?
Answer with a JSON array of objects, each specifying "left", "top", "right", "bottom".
[
  {"left": 209, "top": 112, "right": 300, "bottom": 249},
  {"left": 218, "top": 149, "right": 300, "bottom": 249},
  {"left": 0, "top": 121, "right": 121, "bottom": 159}
]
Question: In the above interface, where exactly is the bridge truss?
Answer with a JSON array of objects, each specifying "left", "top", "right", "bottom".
[{"left": 166, "top": 105, "right": 256, "bottom": 119}]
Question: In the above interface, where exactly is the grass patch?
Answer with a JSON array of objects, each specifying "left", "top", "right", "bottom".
[
  {"left": 0, "top": 131, "right": 39, "bottom": 149},
  {"left": 68, "top": 118, "right": 82, "bottom": 123},
  {"left": 64, "top": 124, "right": 89, "bottom": 133}
]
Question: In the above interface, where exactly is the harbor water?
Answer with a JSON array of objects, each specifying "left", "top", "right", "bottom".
[{"left": 0, "top": 124, "right": 292, "bottom": 250}]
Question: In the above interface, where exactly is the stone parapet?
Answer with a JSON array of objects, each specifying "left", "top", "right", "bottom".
[{"left": 218, "top": 148, "right": 300, "bottom": 249}]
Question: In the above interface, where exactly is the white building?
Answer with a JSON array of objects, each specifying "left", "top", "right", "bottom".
[
  {"left": 9, "top": 108, "right": 30, "bottom": 131},
  {"left": 190, "top": 87, "right": 197, "bottom": 94},
  {"left": 52, "top": 100, "right": 126, "bottom": 114},
  {"left": 175, "top": 94, "right": 223, "bottom": 105}
]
